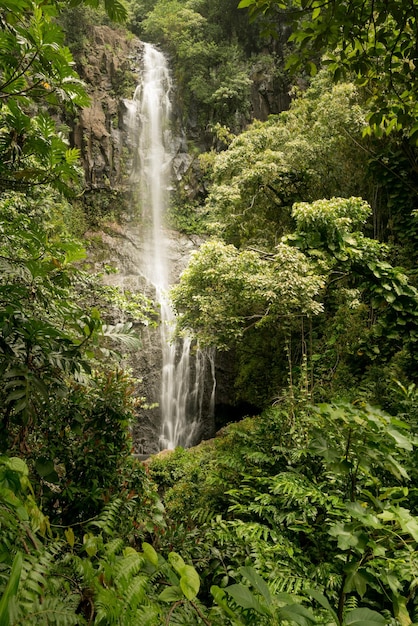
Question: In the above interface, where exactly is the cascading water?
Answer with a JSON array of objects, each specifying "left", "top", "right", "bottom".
[{"left": 126, "top": 42, "right": 215, "bottom": 451}]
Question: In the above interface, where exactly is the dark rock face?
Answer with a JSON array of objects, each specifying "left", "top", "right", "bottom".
[
  {"left": 70, "top": 25, "right": 143, "bottom": 192},
  {"left": 250, "top": 68, "right": 291, "bottom": 120}
]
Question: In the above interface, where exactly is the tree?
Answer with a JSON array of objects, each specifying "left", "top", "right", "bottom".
[
  {"left": 172, "top": 196, "right": 418, "bottom": 406},
  {"left": 138, "top": 0, "right": 260, "bottom": 133},
  {"left": 204, "top": 72, "right": 369, "bottom": 247},
  {"left": 171, "top": 238, "right": 324, "bottom": 350},
  {"left": 239, "top": 0, "right": 418, "bottom": 143}
]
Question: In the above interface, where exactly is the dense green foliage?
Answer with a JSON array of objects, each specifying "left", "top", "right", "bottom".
[
  {"left": 236, "top": 0, "right": 418, "bottom": 260},
  {"left": 128, "top": 0, "right": 282, "bottom": 137},
  {"left": 239, "top": 0, "right": 418, "bottom": 141},
  {"left": 3, "top": 0, "right": 418, "bottom": 623},
  {"left": 157, "top": 3, "right": 418, "bottom": 621},
  {"left": 171, "top": 73, "right": 418, "bottom": 406},
  {"left": 202, "top": 74, "right": 368, "bottom": 247},
  {"left": 148, "top": 399, "right": 418, "bottom": 624}
]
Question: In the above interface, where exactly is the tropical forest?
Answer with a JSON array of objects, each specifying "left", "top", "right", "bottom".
[{"left": 2, "top": 0, "right": 418, "bottom": 624}]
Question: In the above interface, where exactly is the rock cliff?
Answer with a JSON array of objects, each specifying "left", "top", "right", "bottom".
[{"left": 71, "top": 24, "right": 141, "bottom": 193}]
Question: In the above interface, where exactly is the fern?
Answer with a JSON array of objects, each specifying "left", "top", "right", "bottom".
[
  {"left": 64, "top": 551, "right": 96, "bottom": 587},
  {"left": 225, "top": 519, "right": 281, "bottom": 544},
  {"left": 103, "top": 537, "right": 125, "bottom": 557},
  {"left": 88, "top": 498, "right": 124, "bottom": 536},
  {"left": 124, "top": 575, "right": 149, "bottom": 612},
  {"left": 94, "top": 587, "right": 121, "bottom": 624},
  {"left": 166, "top": 600, "right": 208, "bottom": 625},
  {"left": 190, "top": 506, "right": 218, "bottom": 525},
  {"left": 6, "top": 546, "right": 85, "bottom": 626},
  {"left": 344, "top": 595, "right": 359, "bottom": 612},
  {"left": 134, "top": 604, "right": 162, "bottom": 626},
  {"left": 113, "top": 551, "right": 146, "bottom": 586},
  {"left": 11, "top": 595, "right": 81, "bottom": 625}
]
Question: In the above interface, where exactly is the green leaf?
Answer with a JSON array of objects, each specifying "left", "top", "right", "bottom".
[
  {"left": 65, "top": 527, "right": 75, "bottom": 548},
  {"left": 279, "top": 603, "right": 317, "bottom": 626},
  {"left": 179, "top": 564, "right": 200, "bottom": 601},
  {"left": 396, "top": 507, "right": 418, "bottom": 541},
  {"left": 306, "top": 588, "right": 339, "bottom": 623},
  {"left": 225, "top": 584, "right": 270, "bottom": 616},
  {"left": 0, "top": 552, "right": 22, "bottom": 626},
  {"left": 328, "top": 523, "right": 360, "bottom": 550},
  {"left": 142, "top": 542, "right": 158, "bottom": 567},
  {"left": 387, "top": 427, "right": 413, "bottom": 451},
  {"left": 6, "top": 458, "right": 28, "bottom": 476},
  {"left": 83, "top": 533, "right": 98, "bottom": 557},
  {"left": 35, "top": 457, "right": 55, "bottom": 478},
  {"left": 211, "top": 585, "right": 246, "bottom": 624},
  {"left": 307, "top": 61, "right": 318, "bottom": 76},
  {"left": 344, "top": 570, "right": 368, "bottom": 598},
  {"left": 383, "top": 455, "right": 410, "bottom": 481},
  {"left": 240, "top": 566, "right": 271, "bottom": 604},
  {"left": 393, "top": 595, "right": 412, "bottom": 626},
  {"left": 168, "top": 551, "right": 186, "bottom": 575},
  {"left": 158, "top": 586, "right": 183, "bottom": 603},
  {"left": 103, "top": 0, "right": 128, "bottom": 22},
  {"left": 344, "top": 608, "right": 386, "bottom": 626}
]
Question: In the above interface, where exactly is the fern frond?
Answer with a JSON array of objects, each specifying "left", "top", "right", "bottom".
[
  {"left": 190, "top": 506, "right": 217, "bottom": 525},
  {"left": 227, "top": 520, "right": 276, "bottom": 543},
  {"left": 104, "top": 537, "right": 125, "bottom": 557},
  {"left": 65, "top": 552, "right": 96, "bottom": 586},
  {"left": 8, "top": 547, "right": 84, "bottom": 626},
  {"left": 344, "top": 595, "right": 359, "bottom": 611},
  {"left": 101, "top": 322, "right": 141, "bottom": 350},
  {"left": 94, "top": 587, "right": 121, "bottom": 624},
  {"left": 16, "top": 595, "right": 81, "bottom": 625},
  {"left": 242, "top": 450, "right": 275, "bottom": 466},
  {"left": 134, "top": 604, "right": 162, "bottom": 626},
  {"left": 166, "top": 599, "right": 209, "bottom": 625},
  {"left": 88, "top": 498, "right": 123, "bottom": 536},
  {"left": 269, "top": 472, "right": 327, "bottom": 504},
  {"left": 18, "top": 546, "right": 61, "bottom": 599},
  {"left": 113, "top": 551, "right": 146, "bottom": 586},
  {"left": 272, "top": 573, "right": 305, "bottom": 595},
  {"left": 123, "top": 575, "right": 148, "bottom": 611}
]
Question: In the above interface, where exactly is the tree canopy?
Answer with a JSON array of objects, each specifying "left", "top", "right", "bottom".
[
  {"left": 204, "top": 73, "right": 368, "bottom": 247},
  {"left": 240, "top": 0, "right": 418, "bottom": 147},
  {"left": 239, "top": 0, "right": 418, "bottom": 141}
]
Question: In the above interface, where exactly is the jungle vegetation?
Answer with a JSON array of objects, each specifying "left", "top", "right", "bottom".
[{"left": 1, "top": 0, "right": 418, "bottom": 624}]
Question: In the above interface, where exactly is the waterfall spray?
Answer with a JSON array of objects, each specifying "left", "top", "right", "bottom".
[{"left": 126, "top": 43, "right": 215, "bottom": 450}]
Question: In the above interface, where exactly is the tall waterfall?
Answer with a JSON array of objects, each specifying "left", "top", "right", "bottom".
[{"left": 126, "top": 43, "right": 215, "bottom": 451}]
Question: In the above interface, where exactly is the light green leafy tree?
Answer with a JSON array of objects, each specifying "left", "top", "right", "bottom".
[
  {"left": 172, "top": 196, "right": 418, "bottom": 404},
  {"left": 172, "top": 238, "right": 324, "bottom": 350},
  {"left": 205, "top": 72, "right": 368, "bottom": 247}
]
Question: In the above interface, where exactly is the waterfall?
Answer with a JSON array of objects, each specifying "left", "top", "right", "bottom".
[{"left": 126, "top": 43, "right": 216, "bottom": 451}]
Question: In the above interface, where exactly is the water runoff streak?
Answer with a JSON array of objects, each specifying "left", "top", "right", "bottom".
[{"left": 126, "top": 43, "right": 215, "bottom": 450}]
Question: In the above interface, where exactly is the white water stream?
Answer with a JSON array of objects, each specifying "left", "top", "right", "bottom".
[{"left": 126, "top": 43, "right": 215, "bottom": 450}]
